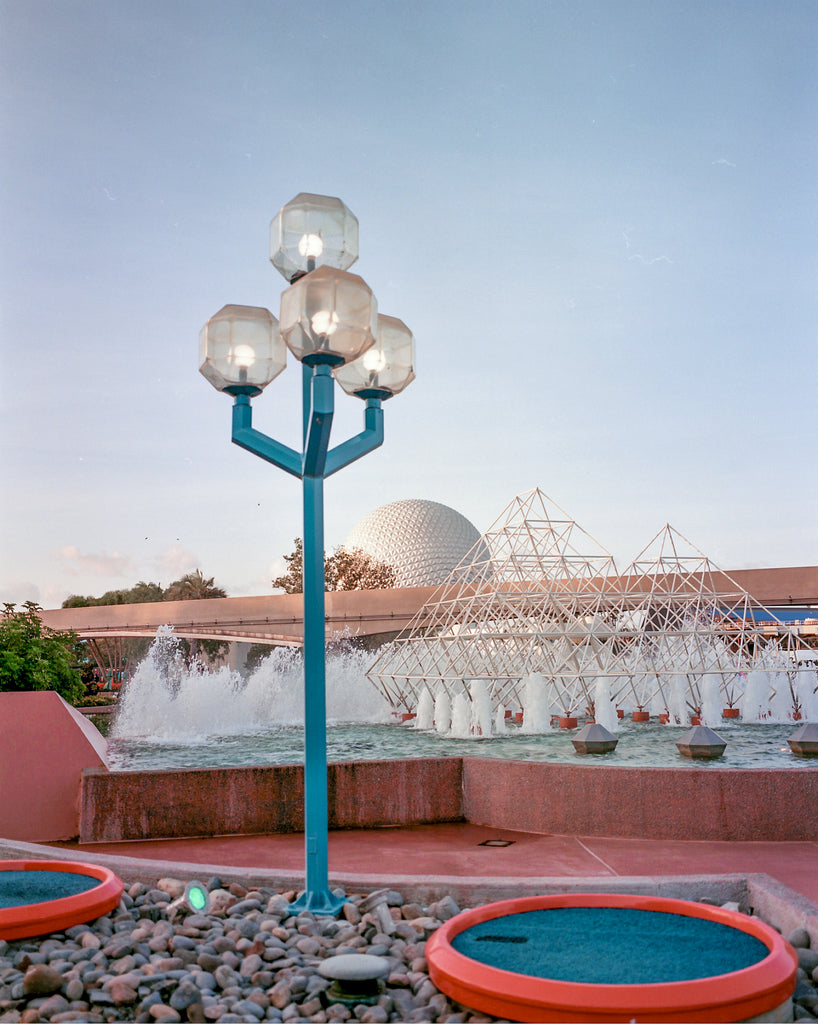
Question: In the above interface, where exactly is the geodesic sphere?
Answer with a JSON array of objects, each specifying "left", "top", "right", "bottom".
[{"left": 343, "top": 499, "right": 489, "bottom": 588}]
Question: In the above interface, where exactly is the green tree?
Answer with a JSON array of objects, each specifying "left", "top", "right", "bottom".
[
  {"left": 272, "top": 538, "right": 396, "bottom": 593},
  {"left": 0, "top": 602, "right": 85, "bottom": 704},
  {"left": 325, "top": 546, "right": 396, "bottom": 591},
  {"left": 164, "top": 570, "right": 228, "bottom": 664},
  {"left": 272, "top": 539, "right": 305, "bottom": 594},
  {"left": 62, "top": 582, "right": 166, "bottom": 679},
  {"left": 62, "top": 581, "right": 165, "bottom": 608},
  {"left": 62, "top": 576, "right": 228, "bottom": 675},
  {"left": 164, "top": 570, "right": 227, "bottom": 602},
  {"left": 127, "top": 581, "right": 166, "bottom": 603}
]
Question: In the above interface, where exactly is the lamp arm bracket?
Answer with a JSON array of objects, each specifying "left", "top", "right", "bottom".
[
  {"left": 324, "top": 399, "right": 384, "bottom": 477},
  {"left": 303, "top": 368, "right": 334, "bottom": 478},
  {"left": 231, "top": 395, "right": 302, "bottom": 478}
]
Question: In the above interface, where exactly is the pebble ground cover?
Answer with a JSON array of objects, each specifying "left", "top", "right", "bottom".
[{"left": 1, "top": 877, "right": 817, "bottom": 1023}]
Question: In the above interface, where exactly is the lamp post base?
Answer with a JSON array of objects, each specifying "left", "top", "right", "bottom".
[{"left": 291, "top": 888, "right": 347, "bottom": 916}]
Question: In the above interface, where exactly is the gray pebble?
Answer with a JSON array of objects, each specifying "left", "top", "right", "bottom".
[
  {"left": 10, "top": 875, "right": 808, "bottom": 1024},
  {"left": 231, "top": 898, "right": 263, "bottom": 915},
  {"left": 234, "top": 997, "right": 267, "bottom": 1019},
  {"left": 790, "top": 928, "right": 812, "bottom": 949},
  {"left": 169, "top": 980, "right": 203, "bottom": 1010}
]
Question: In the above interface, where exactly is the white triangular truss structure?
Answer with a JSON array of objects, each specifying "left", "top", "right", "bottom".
[
  {"left": 367, "top": 489, "right": 815, "bottom": 722},
  {"left": 597, "top": 523, "right": 810, "bottom": 719}
]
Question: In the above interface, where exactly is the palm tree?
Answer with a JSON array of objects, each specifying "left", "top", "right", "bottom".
[
  {"left": 164, "top": 569, "right": 226, "bottom": 602},
  {"left": 163, "top": 570, "right": 228, "bottom": 665}
]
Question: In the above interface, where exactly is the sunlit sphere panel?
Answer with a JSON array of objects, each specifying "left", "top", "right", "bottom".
[{"left": 344, "top": 499, "right": 487, "bottom": 588}]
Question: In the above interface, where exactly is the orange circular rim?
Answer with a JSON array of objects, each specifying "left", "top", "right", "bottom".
[
  {"left": 426, "top": 893, "right": 797, "bottom": 1023},
  {"left": 0, "top": 860, "right": 124, "bottom": 941}
]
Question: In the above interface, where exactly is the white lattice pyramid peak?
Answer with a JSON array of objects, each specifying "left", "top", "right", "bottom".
[
  {"left": 366, "top": 489, "right": 814, "bottom": 726},
  {"left": 482, "top": 489, "right": 617, "bottom": 574},
  {"left": 625, "top": 523, "right": 731, "bottom": 581}
]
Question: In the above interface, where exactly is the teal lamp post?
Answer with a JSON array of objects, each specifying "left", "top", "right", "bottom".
[{"left": 199, "top": 194, "right": 415, "bottom": 914}]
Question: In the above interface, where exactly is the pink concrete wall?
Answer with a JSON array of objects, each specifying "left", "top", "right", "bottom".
[
  {"left": 68, "top": 754, "right": 818, "bottom": 845},
  {"left": 80, "top": 757, "right": 463, "bottom": 843},
  {"left": 462, "top": 758, "right": 818, "bottom": 842},
  {"left": 0, "top": 692, "right": 109, "bottom": 842},
  {"left": 327, "top": 758, "right": 462, "bottom": 829}
]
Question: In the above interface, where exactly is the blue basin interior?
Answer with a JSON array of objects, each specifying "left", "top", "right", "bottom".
[{"left": 451, "top": 907, "right": 770, "bottom": 984}]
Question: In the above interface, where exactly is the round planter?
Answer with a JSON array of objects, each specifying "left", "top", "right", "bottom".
[
  {"left": 632, "top": 711, "right": 650, "bottom": 722},
  {"left": 426, "top": 892, "right": 797, "bottom": 1023},
  {"left": 723, "top": 708, "right": 741, "bottom": 719},
  {"left": 0, "top": 861, "right": 124, "bottom": 941},
  {"left": 558, "top": 717, "right": 578, "bottom": 729}
]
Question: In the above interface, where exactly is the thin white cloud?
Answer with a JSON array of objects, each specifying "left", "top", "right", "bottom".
[
  {"left": 154, "top": 544, "right": 200, "bottom": 582},
  {"left": 0, "top": 582, "right": 41, "bottom": 605},
  {"left": 622, "top": 229, "right": 673, "bottom": 266},
  {"left": 55, "top": 546, "right": 136, "bottom": 577}
]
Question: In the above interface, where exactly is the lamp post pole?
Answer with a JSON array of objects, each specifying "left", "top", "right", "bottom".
[
  {"left": 302, "top": 366, "right": 330, "bottom": 903},
  {"left": 200, "top": 194, "right": 414, "bottom": 914}
]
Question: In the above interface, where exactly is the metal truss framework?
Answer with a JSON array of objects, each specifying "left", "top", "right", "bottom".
[{"left": 367, "top": 489, "right": 815, "bottom": 721}]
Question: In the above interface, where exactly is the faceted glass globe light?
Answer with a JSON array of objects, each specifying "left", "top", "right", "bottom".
[
  {"left": 334, "top": 314, "right": 416, "bottom": 398},
  {"left": 199, "top": 304, "right": 286, "bottom": 394},
  {"left": 270, "top": 193, "right": 359, "bottom": 282},
  {"left": 279, "top": 265, "right": 377, "bottom": 366}
]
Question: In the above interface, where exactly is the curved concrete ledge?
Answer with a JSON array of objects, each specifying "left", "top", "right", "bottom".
[{"left": 2, "top": 836, "right": 816, "bottom": 951}]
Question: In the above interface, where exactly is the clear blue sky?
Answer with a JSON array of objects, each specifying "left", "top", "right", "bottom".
[{"left": 1, "top": 0, "right": 816, "bottom": 608}]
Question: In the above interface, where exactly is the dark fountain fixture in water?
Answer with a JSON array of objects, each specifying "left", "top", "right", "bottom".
[
  {"left": 571, "top": 722, "right": 618, "bottom": 755},
  {"left": 788, "top": 721, "right": 818, "bottom": 757},
  {"left": 675, "top": 724, "right": 728, "bottom": 759}
]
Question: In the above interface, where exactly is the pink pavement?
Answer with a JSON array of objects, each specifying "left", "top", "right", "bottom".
[{"left": 46, "top": 822, "right": 818, "bottom": 904}]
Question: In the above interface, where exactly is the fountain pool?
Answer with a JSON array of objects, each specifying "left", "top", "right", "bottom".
[
  {"left": 105, "top": 719, "right": 812, "bottom": 772},
  {"left": 102, "top": 633, "right": 814, "bottom": 772}
]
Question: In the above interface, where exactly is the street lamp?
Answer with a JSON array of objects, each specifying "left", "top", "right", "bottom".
[{"left": 199, "top": 193, "right": 415, "bottom": 914}]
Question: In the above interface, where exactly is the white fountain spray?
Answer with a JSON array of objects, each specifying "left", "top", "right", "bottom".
[
  {"left": 668, "top": 675, "right": 688, "bottom": 726},
  {"left": 768, "top": 669, "right": 794, "bottom": 722},
  {"left": 740, "top": 669, "right": 769, "bottom": 722},
  {"left": 794, "top": 668, "right": 818, "bottom": 721},
  {"left": 593, "top": 676, "right": 619, "bottom": 732},
  {"left": 414, "top": 688, "right": 435, "bottom": 730},
  {"left": 700, "top": 673, "right": 723, "bottom": 728},
  {"left": 433, "top": 691, "right": 451, "bottom": 735},
  {"left": 112, "top": 628, "right": 391, "bottom": 743},
  {"left": 520, "top": 673, "right": 551, "bottom": 734},
  {"left": 494, "top": 703, "right": 508, "bottom": 734},
  {"left": 469, "top": 679, "right": 493, "bottom": 737},
  {"left": 450, "top": 691, "right": 472, "bottom": 738}
]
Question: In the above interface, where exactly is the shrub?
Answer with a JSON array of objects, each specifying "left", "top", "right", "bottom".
[{"left": 0, "top": 602, "right": 85, "bottom": 705}]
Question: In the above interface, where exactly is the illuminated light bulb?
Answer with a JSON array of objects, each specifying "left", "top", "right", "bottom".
[
  {"left": 362, "top": 347, "right": 387, "bottom": 373},
  {"left": 310, "top": 310, "right": 339, "bottom": 337},
  {"left": 231, "top": 344, "right": 256, "bottom": 368},
  {"left": 298, "top": 233, "right": 324, "bottom": 259}
]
